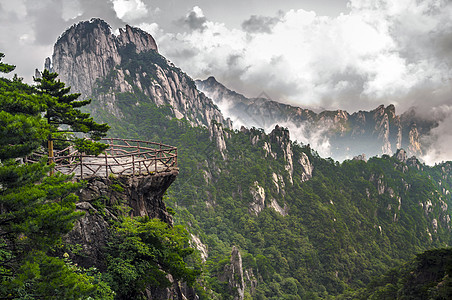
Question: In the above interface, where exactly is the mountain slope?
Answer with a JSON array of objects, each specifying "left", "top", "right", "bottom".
[
  {"left": 196, "top": 76, "right": 436, "bottom": 160},
  {"left": 46, "top": 19, "right": 452, "bottom": 299}
]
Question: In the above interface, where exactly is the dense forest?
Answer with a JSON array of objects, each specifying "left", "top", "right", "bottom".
[
  {"left": 0, "top": 54, "right": 200, "bottom": 299},
  {"left": 1, "top": 41, "right": 452, "bottom": 299},
  {"left": 87, "top": 47, "right": 452, "bottom": 299}
]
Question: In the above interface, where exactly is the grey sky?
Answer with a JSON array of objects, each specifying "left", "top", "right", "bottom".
[
  {"left": 0, "top": 0, "right": 348, "bottom": 80},
  {"left": 0, "top": 0, "right": 451, "bottom": 163}
]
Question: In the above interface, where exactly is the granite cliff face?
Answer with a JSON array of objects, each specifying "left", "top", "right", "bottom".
[
  {"left": 67, "top": 171, "right": 177, "bottom": 267},
  {"left": 196, "top": 77, "right": 437, "bottom": 160},
  {"left": 47, "top": 19, "right": 230, "bottom": 129},
  {"left": 50, "top": 19, "right": 157, "bottom": 98},
  {"left": 64, "top": 171, "right": 201, "bottom": 300},
  {"left": 218, "top": 246, "right": 246, "bottom": 300}
]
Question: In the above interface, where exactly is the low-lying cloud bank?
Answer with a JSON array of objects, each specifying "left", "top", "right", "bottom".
[{"left": 152, "top": 0, "right": 451, "bottom": 164}]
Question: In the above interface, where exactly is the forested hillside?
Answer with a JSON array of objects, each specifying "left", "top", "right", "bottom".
[
  {"left": 0, "top": 54, "right": 201, "bottom": 299},
  {"left": 87, "top": 46, "right": 452, "bottom": 298},
  {"left": 8, "top": 18, "right": 447, "bottom": 299}
]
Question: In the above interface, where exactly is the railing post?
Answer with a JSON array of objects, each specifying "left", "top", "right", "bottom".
[
  {"left": 155, "top": 149, "right": 158, "bottom": 173},
  {"left": 132, "top": 155, "right": 135, "bottom": 176},
  {"left": 175, "top": 148, "right": 178, "bottom": 167},
  {"left": 48, "top": 136, "right": 54, "bottom": 176},
  {"left": 80, "top": 154, "right": 83, "bottom": 179},
  {"left": 105, "top": 151, "right": 108, "bottom": 177}
]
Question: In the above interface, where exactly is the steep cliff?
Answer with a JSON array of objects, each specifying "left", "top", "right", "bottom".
[
  {"left": 63, "top": 170, "right": 200, "bottom": 300},
  {"left": 196, "top": 76, "right": 437, "bottom": 160},
  {"left": 67, "top": 171, "right": 177, "bottom": 262},
  {"left": 47, "top": 19, "right": 230, "bottom": 129},
  {"left": 218, "top": 246, "right": 246, "bottom": 300}
]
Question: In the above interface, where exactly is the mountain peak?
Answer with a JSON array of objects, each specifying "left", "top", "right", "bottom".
[
  {"left": 50, "top": 19, "right": 158, "bottom": 98},
  {"left": 205, "top": 76, "right": 218, "bottom": 83},
  {"left": 118, "top": 24, "right": 158, "bottom": 53}
]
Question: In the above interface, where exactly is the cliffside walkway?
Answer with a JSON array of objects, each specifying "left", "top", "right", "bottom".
[{"left": 26, "top": 138, "right": 177, "bottom": 179}]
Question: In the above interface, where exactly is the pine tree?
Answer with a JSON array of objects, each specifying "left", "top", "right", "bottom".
[
  {"left": 0, "top": 53, "right": 113, "bottom": 298},
  {"left": 34, "top": 69, "right": 110, "bottom": 156}
]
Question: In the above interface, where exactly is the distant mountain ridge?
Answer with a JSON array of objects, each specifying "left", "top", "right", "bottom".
[{"left": 196, "top": 76, "right": 437, "bottom": 161}]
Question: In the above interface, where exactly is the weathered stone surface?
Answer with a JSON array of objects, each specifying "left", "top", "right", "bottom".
[
  {"left": 190, "top": 234, "right": 208, "bottom": 262},
  {"left": 395, "top": 149, "right": 407, "bottom": 163},
  {"left": 298, "top": 152, "right": 313, "bottom": 182},
  {"left": 249, "top": 181, "right": 265, "bottom": 215},
  {"left": 218, "top": 246, "right": 245, "bottom": 300},
  {"left": 67, "top": 170, "right": 178, "bottom": 269},
  {"left": 268, "top": 198, "right": 289, "bottom": 216},
  {"left": 64, "top": 201, "right": 110, "bottom": 268},
  {"left": 270, "top": 125, "right": 294, "bottom": 184},
  {"left": 50, "top": 19, "right": 157, "bottom": 98},
  {"left": 48, "top": 18, "right": 230, "bottom": 129},
  {"left": 209, "top": 121, "right": 228, "bottom": 159}
]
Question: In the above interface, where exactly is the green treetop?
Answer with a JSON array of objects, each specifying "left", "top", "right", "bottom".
[{"left": 34, "top": 69, "right": 110, "bottom": 155}]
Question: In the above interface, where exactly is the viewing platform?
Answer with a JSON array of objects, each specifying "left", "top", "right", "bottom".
[{"left": 26, "top": 138, "right": 178, "bottom": 179}]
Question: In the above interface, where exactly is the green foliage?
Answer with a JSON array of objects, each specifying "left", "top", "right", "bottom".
[
  {"left": 0, "top": 53, "right": 111, "bottom": 299},
  {"left": 2, "top": 250, "right": 114, "bottom": 300},
  {"left": 103, "top": 216, "right": 200, "bottom": 299},
  {"left": 84, "top": 44, "right": 452, "bottom": 299},
  {"left": 92, "top": 91, "right": 452, "bottom": 297},
  {"left": 34, "top": 69, "right": 110, "bottom": 155},
  {"left": 0, "top": 53, "right": 15, "bottom": 73},
  {"left": 353, "top": 248, "right": 452, "bottom": 300}
]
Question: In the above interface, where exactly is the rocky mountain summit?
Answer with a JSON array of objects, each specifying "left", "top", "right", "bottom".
[
  {"left": 45, "top": 19, "right": 230, "bottom": 129},
  {"left": 49, "top": 18, "right": 158, "bottom": 98},
  {"left": 196, "top": 76, "right": 436, "bottom": 160}
]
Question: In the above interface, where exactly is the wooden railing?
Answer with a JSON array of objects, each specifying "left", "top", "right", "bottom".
[{"left": 26, "top": 138, "right": 177, "bottom": 178}]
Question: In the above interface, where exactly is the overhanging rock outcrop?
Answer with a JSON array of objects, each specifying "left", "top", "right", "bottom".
[{"left": 66, "top": 169, "right": 178, "bottom": 268}]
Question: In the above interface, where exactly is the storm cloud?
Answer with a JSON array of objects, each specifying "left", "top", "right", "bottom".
[
  {"left": 177, "top": 6, "right": 207, "bottom": 31},
  {"left": 241, "top": 14, "right": 280, "bottom": 33},
  {"left": 159, "top": 1, "right": 452, "bottom": 116}
]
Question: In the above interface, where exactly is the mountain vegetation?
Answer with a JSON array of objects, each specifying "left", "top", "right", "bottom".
[
  {"left": 0, "top": 53, "right": 112, "bottom": 298},
  {"left": 2, "top": 18, "right": 452, "bottom": 299},
  {"left": 0, "top": 54, "right": 200, "bottom": 299},
  {"left": 87, "top": 46, "right": 452, "bottom": 299}
]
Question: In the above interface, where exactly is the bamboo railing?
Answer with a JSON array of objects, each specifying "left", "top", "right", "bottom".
[{"left": 26, "top": 138, "right": 178, "bottom": 178}]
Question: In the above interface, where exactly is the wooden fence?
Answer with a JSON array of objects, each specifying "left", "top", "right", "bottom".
[{"left": 26, "top": 138, "right": 177, "bottom": 178}]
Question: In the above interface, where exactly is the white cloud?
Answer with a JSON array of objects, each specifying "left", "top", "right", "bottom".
[
  {"left": 137, "top": 22, "right": 160, "bottom": 36},
  {"left": 155, "top": 0, "right": 452, "bottom": 114},
  {"left": 111, "top": 0, "right": 148, "bottom": 21},
  {"left": 421, "top": 105, "right": 452, "bottom": 164},
  {"left": 62, "top": 0, "right": 83, "bottom": 21}
]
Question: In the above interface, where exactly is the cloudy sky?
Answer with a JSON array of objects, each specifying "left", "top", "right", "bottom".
[{"left": 1, "top": 0, "right": 452, "bottom": 163}]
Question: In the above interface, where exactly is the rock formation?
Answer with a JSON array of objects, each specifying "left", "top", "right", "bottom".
[
  {"left": 269, "top": 125, "right": 294, "bottom": 184},
  {"left": 63, "top": 170, "right": 200, "bottom": 300},
  {"left": 218, "top": 246, "right": 245, "bottom": 300},
  {"left": 67, "top": 170, "right": 177, "bottom": 268},
  {"left": 47, "top": 19, "right": 230, "bottom": 129},
  {"left": 197, "top": 76, "right": 437, "bottom": 160}
]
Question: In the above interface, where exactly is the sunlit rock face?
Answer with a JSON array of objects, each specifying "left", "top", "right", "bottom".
[{"left": 47, "top": 18, "right": 231, "bottom": 129}]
